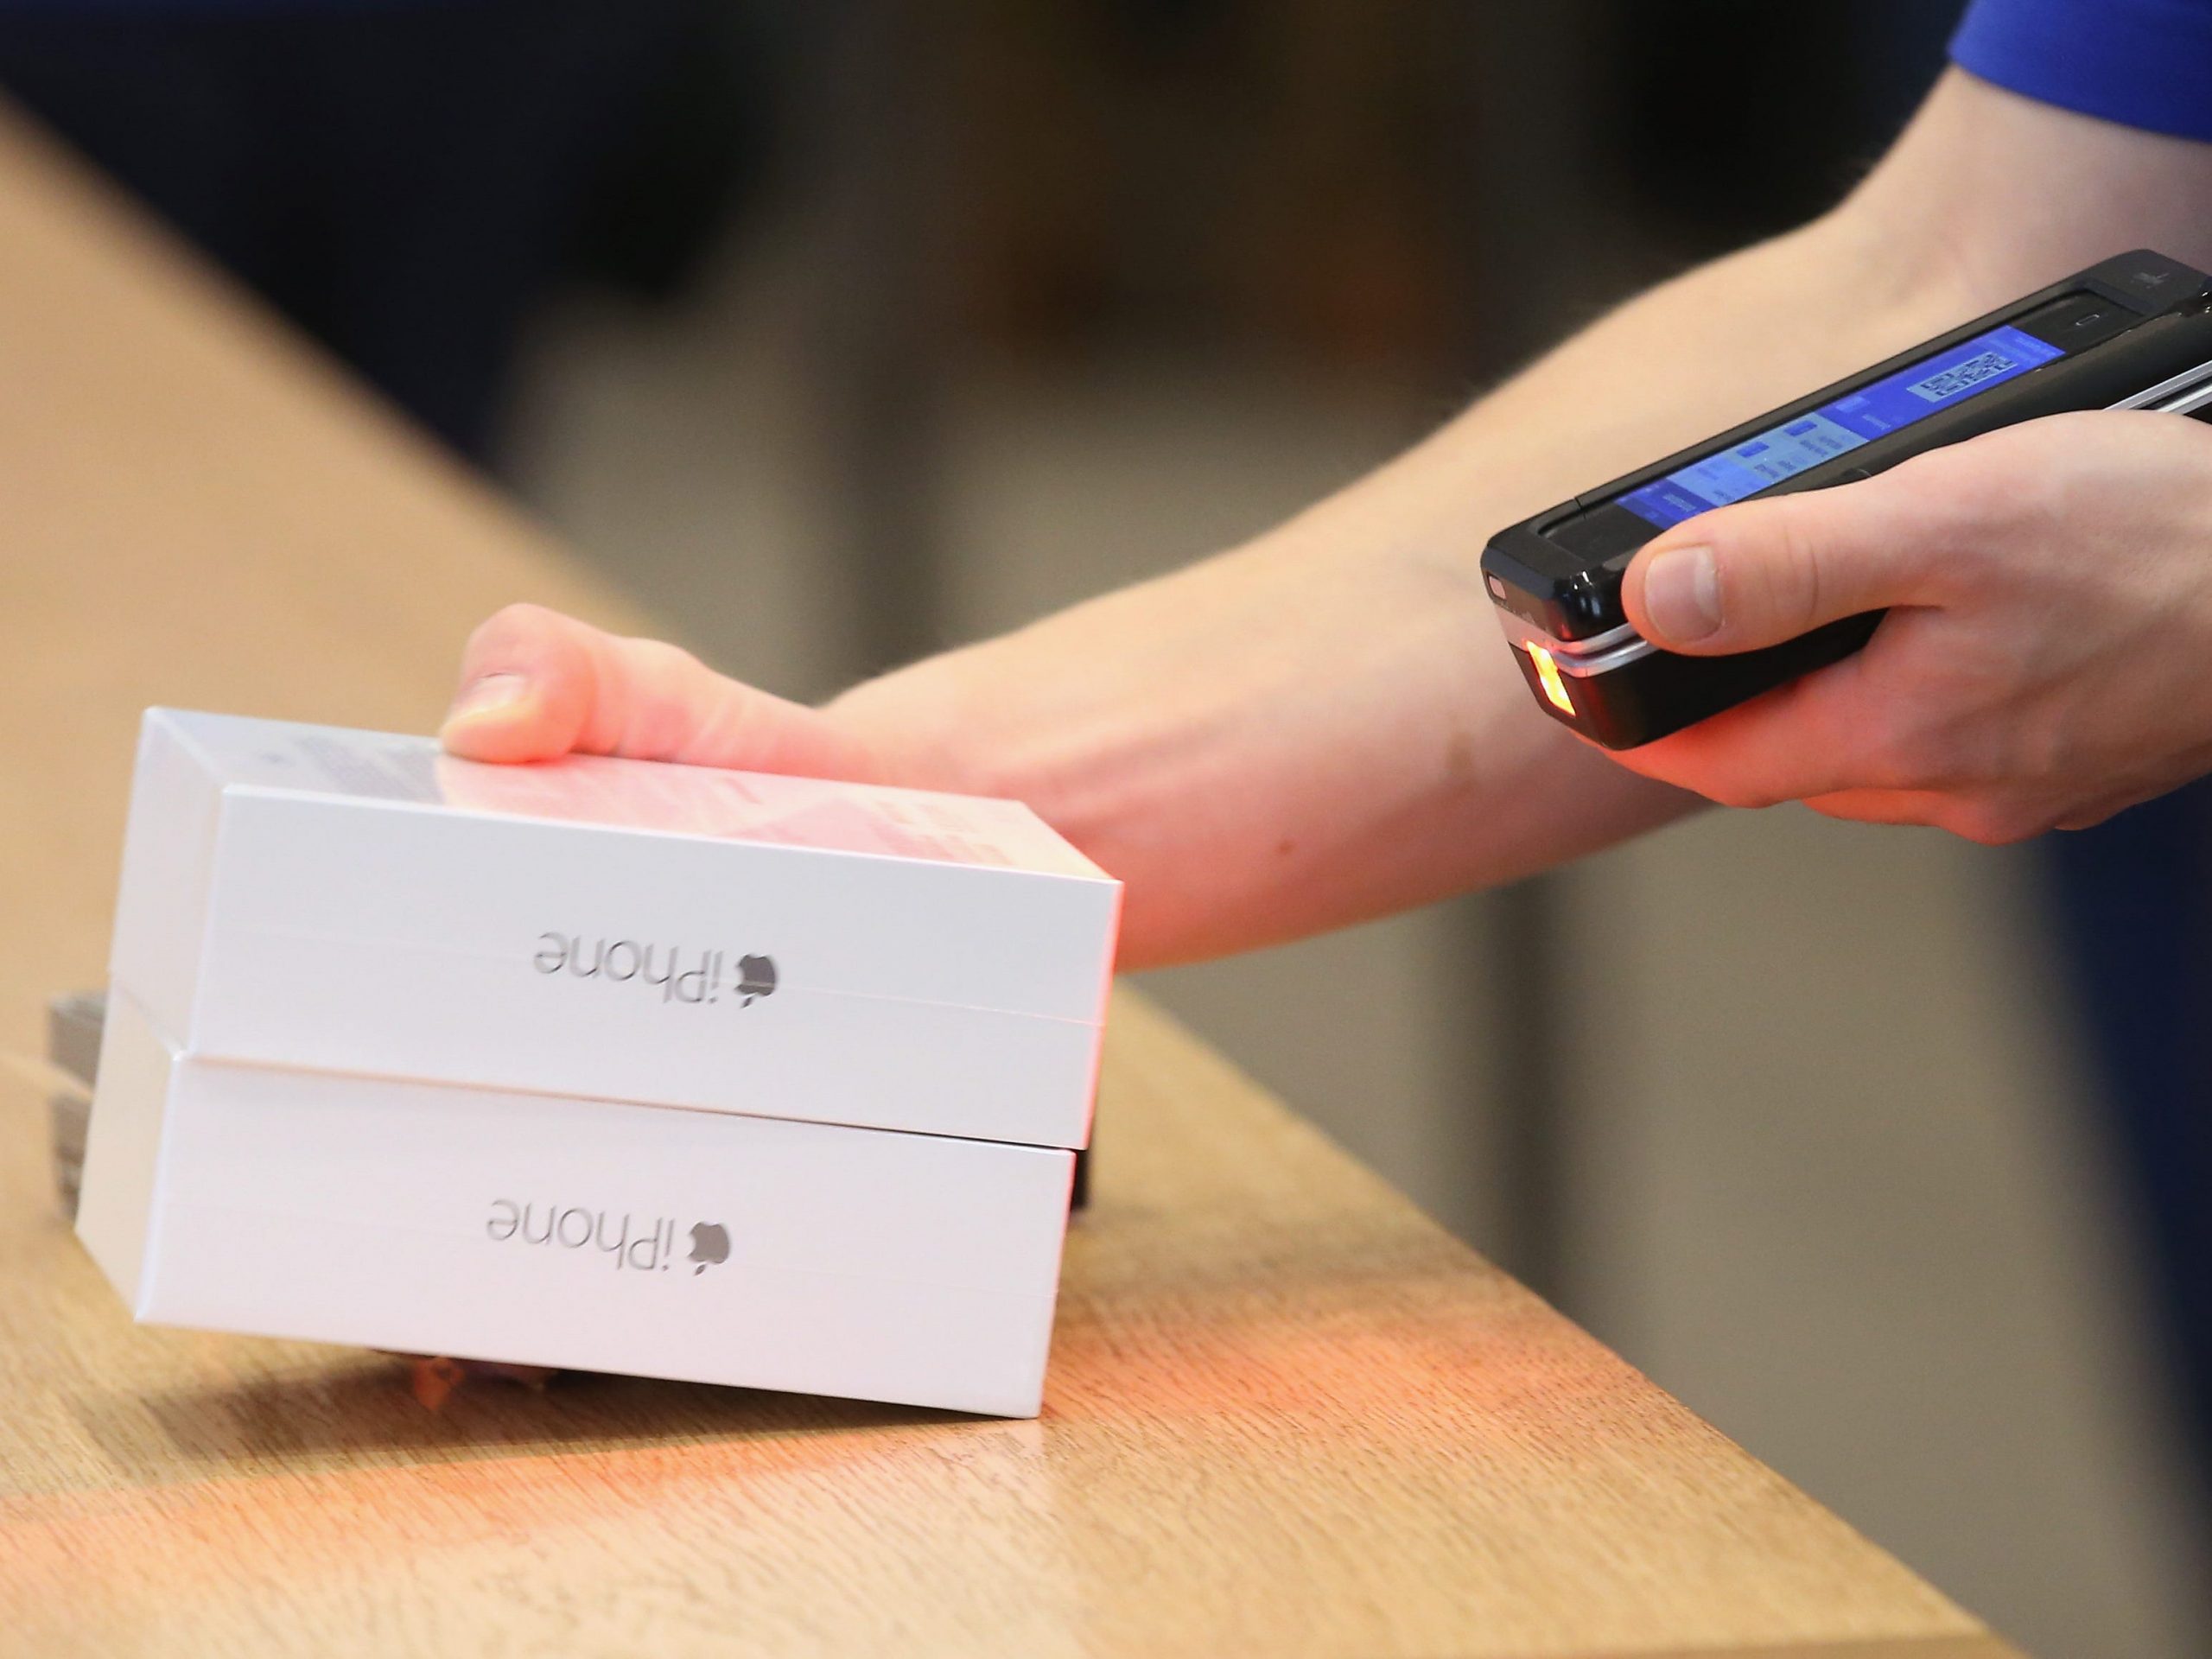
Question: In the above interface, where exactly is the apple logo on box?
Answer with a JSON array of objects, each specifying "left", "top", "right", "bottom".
[
  {"left": 688, "top": 1222, "right": 731, "bottom": 1274},
  {"left": 735, "top": 955, "right": 777, "bottom": 1006}
]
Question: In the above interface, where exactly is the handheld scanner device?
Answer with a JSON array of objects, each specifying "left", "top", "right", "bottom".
[{"left": 1481, "top": 251, "right": 2212, "bottom": 749}]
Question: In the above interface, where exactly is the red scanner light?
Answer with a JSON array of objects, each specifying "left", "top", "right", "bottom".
[{"left": 1525, "top": 643, "right": 1574, "bottom": 715}]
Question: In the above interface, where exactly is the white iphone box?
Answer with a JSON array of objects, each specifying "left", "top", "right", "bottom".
[
  {"left": 76, "top": 708, "right": 1122, "bottom": 1415},
  {"left": 79, "top": 990, "right": 1074, "bottom": 1416},
  {"left": 108, "top": 709, "right": 1119, "bottom": 1147}
]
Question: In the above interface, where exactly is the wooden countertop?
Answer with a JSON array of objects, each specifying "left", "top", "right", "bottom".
[{"left": 0, "top": 105, "right": 2019, "bottom": 1659}]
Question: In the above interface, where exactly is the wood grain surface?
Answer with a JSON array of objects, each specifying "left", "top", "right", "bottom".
[{"left": 0, "top": 103, "right": 2018, "bottom": 1658}]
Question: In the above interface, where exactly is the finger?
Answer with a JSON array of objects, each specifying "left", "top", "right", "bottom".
[
  {"left": 442, "top": 603, "right": 878, "bottom": 779},
  {"left": 1622, "top": 467, "right": 1951, "bottom": 656},
  {"left": 440, "top": 602, "right": 596, "bottom": 761},
  {"left": 2054, "top": 791, "right": 2144, "bottom": 832},
  {"left": 1800, "top": 787, "right": 1948, "bottom": 826},
  {"left": 1612, "top": 645, "right": 1904, "bottom": 807},
  {"left": 1815, "top": 785, "right": 2082, "bottom": 845}
]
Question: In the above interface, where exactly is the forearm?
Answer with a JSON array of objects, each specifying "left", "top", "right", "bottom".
[{"left": 830, "top": 169, "right": 1984, "bottom": 968}]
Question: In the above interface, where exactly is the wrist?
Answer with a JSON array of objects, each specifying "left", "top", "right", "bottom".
[{"left": 820, "top": 652, "right": 980, "bottom": 794}]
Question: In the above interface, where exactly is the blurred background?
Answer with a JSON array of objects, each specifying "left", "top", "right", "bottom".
[{"left": 3, "top": 2, "right": 2207, "bottom": 1653}]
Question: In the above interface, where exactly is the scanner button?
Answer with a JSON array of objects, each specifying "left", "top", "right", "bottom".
[
  {"left": 2088, "top": 250, "right": 2192, "bottom": 299},
  {"left": 2056, "top": 303, "right": 2132, "bottom": 345},
  {"left": 2017, "top": 290, "right": 2136, "bottom": 348}
]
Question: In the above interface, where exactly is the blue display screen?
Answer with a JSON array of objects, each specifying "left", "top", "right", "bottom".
[{"left": 1615, "top": 323, "right": 2064, "bottom": 530}]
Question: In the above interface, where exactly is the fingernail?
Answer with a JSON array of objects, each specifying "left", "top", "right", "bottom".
[
  {"left": 1642, "top": 544, "right": 1722, "bottom": 643},
  {"left": 442, "top": 672, "right": 528, "bottom": 727}
]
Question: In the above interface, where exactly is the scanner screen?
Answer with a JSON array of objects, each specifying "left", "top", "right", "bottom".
[{"left": 1615, "top": 322, "right": 2063, "bottom": 529}]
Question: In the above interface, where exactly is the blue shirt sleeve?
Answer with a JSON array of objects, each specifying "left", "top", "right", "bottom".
[{"left": 1951, "top": 0, "right": 2212, "bottom": 142}]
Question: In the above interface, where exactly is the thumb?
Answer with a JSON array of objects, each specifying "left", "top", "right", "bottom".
[
  {"left": 1621, "top": 475, "right": 1932, "bottom": 656},
  {"left": 440, "top": 602, "right": 878, "bottom": 779}
]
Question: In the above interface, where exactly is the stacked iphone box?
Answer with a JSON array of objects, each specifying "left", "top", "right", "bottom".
[{"left": 77, "top": 709, "right": 1121, "bottom": 1417}]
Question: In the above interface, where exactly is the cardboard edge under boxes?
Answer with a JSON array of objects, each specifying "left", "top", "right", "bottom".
[
  {"left": 69, "top": 710, "right": 1119, "bottom": 1418},
  {"left": 47, "top": 990, "right": 101, "bottom": 1217}
]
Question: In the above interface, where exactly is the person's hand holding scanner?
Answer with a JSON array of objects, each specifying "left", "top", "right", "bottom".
[{"left": 1614, "top": 411, "right": 2212, "bottom": 841}]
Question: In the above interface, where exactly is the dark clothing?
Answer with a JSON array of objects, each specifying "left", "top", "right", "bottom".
[
  {"left": 1952, "top": 0, "right": 2212, "bottom": 142},
  {"left": 0, "top": 1, "right": 694, "bottom": 459}
]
